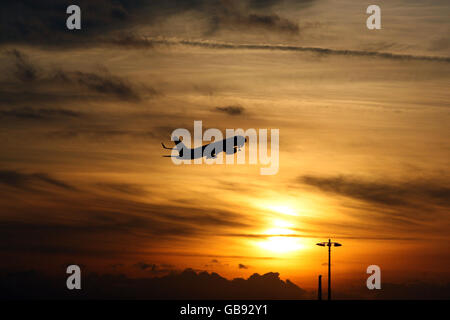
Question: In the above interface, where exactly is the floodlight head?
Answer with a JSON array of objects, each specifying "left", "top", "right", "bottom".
[
  {"left": 316, "top": 243, "right": 326, "bottom": 247},
  {"left": 316, "top": 240, "right": 342, "bottom": 248}
]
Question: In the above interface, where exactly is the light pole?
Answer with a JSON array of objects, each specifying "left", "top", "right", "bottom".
[
  {"left": 318, "top": 275, "right": 322, "bottom": 300},
  {"left": 316, "top": 239, "right": 342, "bottom": 300}
]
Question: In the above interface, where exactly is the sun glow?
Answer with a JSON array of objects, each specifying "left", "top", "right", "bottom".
[
  {"left": 258, "top": 236, "right": 304, "bottom": 253},
  {"left": 267, "top": 204, "right": 298, "bottom": 216},
  {"left": 257, "top": 219, "right": 304, "bottom": 253}
]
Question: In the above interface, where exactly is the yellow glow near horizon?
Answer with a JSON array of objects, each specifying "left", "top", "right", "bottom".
[
  {"left": 257, "top": 219, "right": 304, "bottom": 253},
  {"left": 272, "top": 219, "right": 293, "bottom": 228},
  {"left": 267, "top": 204, "right": 299, "bottom": 216},
  {"left": 258, "top": 236, "right": 304, "bottom": 253}
]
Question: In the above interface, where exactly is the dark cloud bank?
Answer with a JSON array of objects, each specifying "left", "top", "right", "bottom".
[
  {"left": 0, "top": 0, "right": 301, "bottom": 47},
  {"left": 0, "top": 170, "right": 76, "bottom": 192},
  {"left": 297, "top": 174, "right": 450, "bottom": 233},
  {"left": 0, "top": 269, "right": 306, "bottom": 300},
  {"left": 2, "top": 1, "right": 447, "bottom": 64},
  {"left": 0, "top": 49, "right": 155, "bottom": 114},
  {"left": 299, "top": 175, "right": 450, "bottom": 208},
  {"left": 1, "top": 268, "right": 449, "bottom": 299}
]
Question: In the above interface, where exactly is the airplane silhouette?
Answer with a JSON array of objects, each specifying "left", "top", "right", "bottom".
[{"left": 162, "top": 136, "right": 247, "bottom": 159}]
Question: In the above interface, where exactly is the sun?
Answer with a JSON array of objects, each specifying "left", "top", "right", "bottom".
[
  {"left": 258, "top": 236, "right": 304, "bottom": 253},
  {"left": 257, "top": 219, "right": 304, "bottom": 253}
]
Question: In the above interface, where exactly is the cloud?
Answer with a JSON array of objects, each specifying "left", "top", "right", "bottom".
[
  {"left": 0, "top": 1, "right": 151, "bottom": 46},
  {"left": 209, "top": 11, "right": 299, "bottom": 35},
  {"left": 109, "top": 263, "right": 124, "bottom": 270},
  {"left": 2, "top": 268, "right": 449, "bottom": 299},
  {"left": 96, "top": 183, "right": 148, "bottom": 196},
  {"left": 7, "top": 49, "right": 38, "bottom": 82},
  {"left": 0, "top": 1, "right": 301, "bottom": 47},
  {"left": 0, "top": 49, "right": 156, "bottom": 108},
  {"left": 53, "top": 69, "right": 149, "bottom": 102},
  {"left": 215, "top": 105, "right": 245, "bottom": 115},
  {"left": 107, "top": 34, "right": 155, "bottom": 49},
  {"left": 0, "top": 170, "right": 76, "bottom": 192},
  {"left": 238, "top": 263, "right": 249, "bottom": 269},
  {"left": 245, "top": 14, "right": 298, "bottom": 33},
  {"left": 133, "top": 262, "right": 176, "bottom": 276},
  {"left": 151, "top": 39, "right": 450, "bottom": 63},
  {"left": 0, "top": 106, "right": 81, "bottom": 120},
  {"left": 299, "top": 175, "right": 450, "bottom": 208},
  {"left": 221, "top": 232, "right": 422, "bottom": 241},
  {"left": 295, "top": 174, "right": 450, "bottom": 238},
  {"left": 429, "top": 37, "right": 450, "bottom": 51},
  {"left": 46, "top": 127, "right": 157, "bottom": 142},
  {"left": 135, "top": 262, "right": 154, "bottom": 270},
  {"left": 0, "top": 171, "right": 254, "bottom": 261},
  {"left": 199, "top": 0, "right": 304, "bottom": 35},
  {"left": 0, "top": 268, "right": 306, "bottom": 299}
]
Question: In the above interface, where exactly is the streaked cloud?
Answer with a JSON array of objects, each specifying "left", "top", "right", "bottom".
[
  {"left": 0, "top": 170, "right": 76, "bottom": 192},
  {"left": 299, "top": 175, "right": 450, "bottom": 208},
  {"left": 215, "top": 105, "right": 245, "bottom": 115},
  {"left": 150, "top": 39, "right": 450, "bottom": 62}
]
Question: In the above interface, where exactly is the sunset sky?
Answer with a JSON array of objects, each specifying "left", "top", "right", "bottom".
[{"left": 0, "top": 0, "right": 449, "bottom": 298}]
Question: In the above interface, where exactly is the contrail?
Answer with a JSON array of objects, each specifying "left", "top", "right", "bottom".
[{"left": 147, "top": 38, "right": 450, "bottom": 63}]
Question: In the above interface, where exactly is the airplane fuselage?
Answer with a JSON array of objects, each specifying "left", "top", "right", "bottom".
[{"left": 164, "top": 136, "right": 247, "bottom": 160}]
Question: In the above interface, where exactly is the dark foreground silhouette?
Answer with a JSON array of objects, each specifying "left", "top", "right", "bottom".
[
  {"left": 0, "top": 268, "right": 306, "bottom": 300},
  {"left": 3, "top": 268, "right": 450, "bottom": 300}
]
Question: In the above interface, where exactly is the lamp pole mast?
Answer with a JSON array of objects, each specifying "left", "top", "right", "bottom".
[
  {"left": 316, "top": 238, "right": 342, "bottom": 301},
  {"left": 328, "top": 239, "right": 331, "bottom": 300}
]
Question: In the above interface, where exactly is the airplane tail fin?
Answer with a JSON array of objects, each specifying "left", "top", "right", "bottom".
[
  {"left": 161, "top": 137, "right": 184, "bottom": 149},
  {"left": 162, "top": 137, "right": 185, "bottom": 158},
  {"left": 161, "top": 142, "right": 172, "bottom": 150}
]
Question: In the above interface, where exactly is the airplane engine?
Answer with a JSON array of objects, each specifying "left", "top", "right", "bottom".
[{"left": 225, "top": 147, "right": 237, "bottom": 155}]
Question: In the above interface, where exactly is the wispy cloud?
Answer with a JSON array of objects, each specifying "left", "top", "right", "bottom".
[
  {"left": 7, "top": 49, "right": 38, "bottom": 82},
  {"left": 299, "top": 175, "right": 450, "bottom": 208},
  {"left": 96, "top": 183, "right": 148, "bottom": 196},
  {"left": 215, "top": 105, "right": 245, "bottom": 115},
  {"left": 0, "top": 170, "right": 77, "bottom": 192},
  {"left": 150, "top": 39, "right": 450, "bottom": 62},
  {"left": 0, "top": 49, "right": 156, "bottom": 107},
  {"left": 0, "top": 106, "right": 81, "bottom": 120},
  {"left": 295, "top": 174, "right": 450, "bottom": 238},
  {"left": 0, "top": 170, "right": 254, "bottom": 260},
  {"left": 0, "top": 0, "right": 303, "bottom": 47}
]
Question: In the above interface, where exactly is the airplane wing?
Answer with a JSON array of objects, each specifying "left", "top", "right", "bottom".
[{"left": 161, "top": 142, "right": 172, "bottom": 149}]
